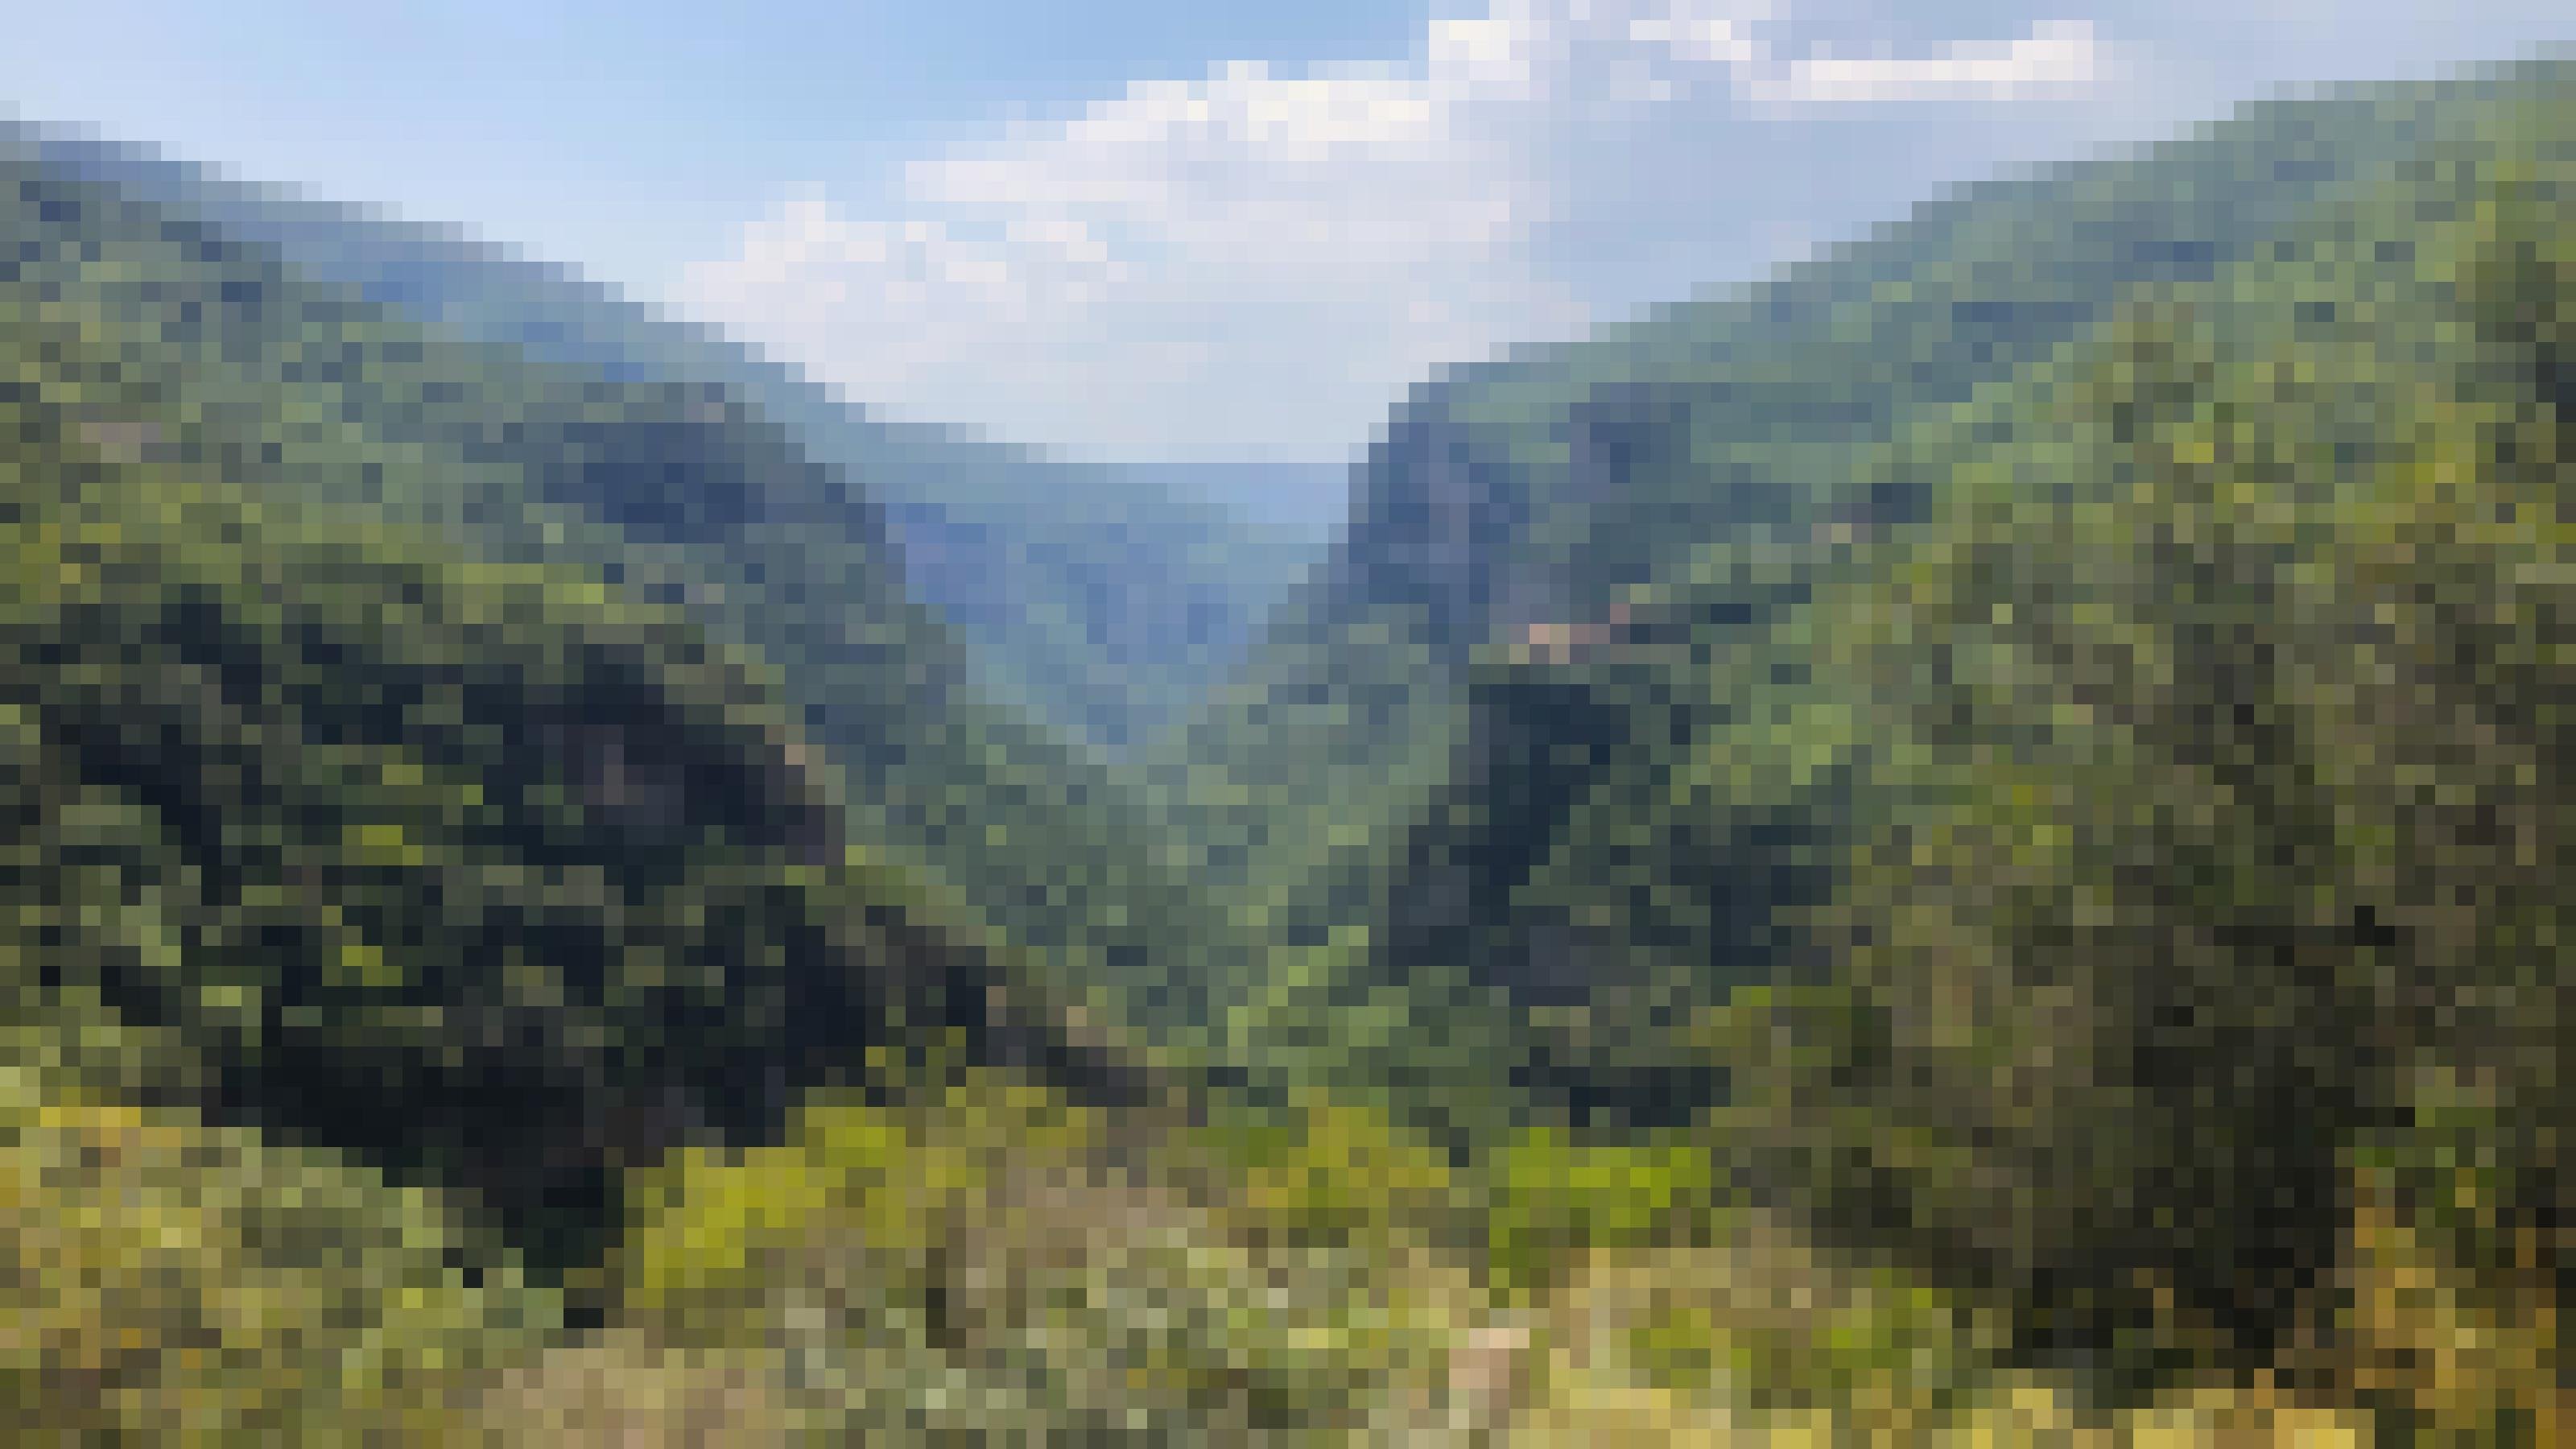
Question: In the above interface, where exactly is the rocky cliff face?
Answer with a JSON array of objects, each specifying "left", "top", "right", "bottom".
[{"left": 1340, "top": 383, "right": 1553, "bottom": 660}]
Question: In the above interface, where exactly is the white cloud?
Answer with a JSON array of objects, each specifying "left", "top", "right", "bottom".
[
  {"left": 671, "top": 2, "right": 2119, "bottom": 462},
  {"left": 1629, "top": 6, "right": 1765, "bottom": 75},
  {"left": 1773, "top": 19, "right": 2102, "bottom": 106}
]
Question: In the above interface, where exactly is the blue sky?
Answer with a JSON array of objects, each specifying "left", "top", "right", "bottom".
[{"left": 6, "top": 2, "right": 2571, "bottom": 464}]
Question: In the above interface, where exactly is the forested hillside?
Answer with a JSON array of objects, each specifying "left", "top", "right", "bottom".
[
  {"left": 1173, "top": 60, "right": 2571, "bottom": 1134},
  {"left": 0, "top": 54, "right": 2565, "bottom": 1446},
  {"left": 1151, "top": 74, "right": 2429, "bottom": 1051},
  {"left": 0, "top": 131, "right": 1225, "bottom": 1026},
  {"left": 14, "top": 118, "right": 1324, "bottom": 757},
  {"left": 1168, "top": 56, "right": 2570, "bottom": 1432},
  {"left": 0, "top": 256, "right": 1170, "bottom": 1246}
]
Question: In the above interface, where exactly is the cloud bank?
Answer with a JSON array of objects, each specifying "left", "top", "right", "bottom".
[{"left": 672, "top": 1, "right": 2122, "bottom": 462}]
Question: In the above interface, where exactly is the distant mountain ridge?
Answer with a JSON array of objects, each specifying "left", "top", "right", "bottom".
[{"left": 9, "top": 118, "right": 1325, "bottom": 754}]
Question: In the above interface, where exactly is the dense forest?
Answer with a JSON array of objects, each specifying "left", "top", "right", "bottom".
[
  {"left": 0, "top": 56, "right": 2566, "bottom": 1444},
  {"left": 15, "top": 118, "right": 1331, "bottom": 760}
]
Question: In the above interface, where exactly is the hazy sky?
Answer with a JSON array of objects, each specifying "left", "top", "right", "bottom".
[{"left": 6, "top": 2, "right": 2570, "bottom": 464}]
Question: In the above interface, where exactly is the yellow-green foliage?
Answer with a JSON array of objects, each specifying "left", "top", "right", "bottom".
[
  {"left": 619, "top": 1064, "right": 1098, "bottom": 1339},
  {"left": 1480, "top": 1124, "right": 1731, "bottom": 1300},
  {"left": 2326, "top": 1150, "right": 2566, "bottom": 1447},
  {"left": 0, "top": 1064, "right": 558, "bottom": 1444},
  {"left": 1176, "top": 1088, "right": 1460, "bottom": 1249},
  {"left": 614, "top": 1067, "right": 1488, "bottom": 1443}
]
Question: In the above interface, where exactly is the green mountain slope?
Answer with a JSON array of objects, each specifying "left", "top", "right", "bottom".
[
  {"left": 1740, "top": 79, "right": 2570, "bottom": 1383},
  {"left": 0, "top": 1070, "right": 566, "bottom": 1443},
  {"left": 0, "top": 130, "right": 1220, "bottom": 1030},
  {"left": 1198, "top": 56, "right": 2572, "bottom": 1396},
  {"left": 869, "top": 444, "right": 1327, "bottom": 754},
  {"left": 0, "top": 149, "right": 1157, "bottom": 1281},
  {"left": 1174, "top": 60, "right": 2573, "bottom": 1125},
  {"left": 15, "top": 121, "right": 1323, "bottom": 756}
]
